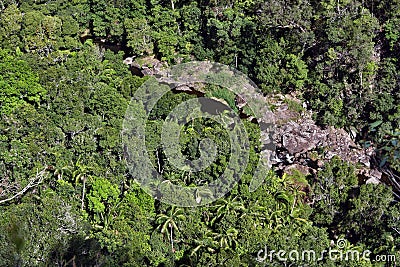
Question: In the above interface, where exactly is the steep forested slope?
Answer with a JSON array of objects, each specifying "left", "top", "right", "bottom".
[{"left": 0, "top": 0, "right": 399, "bottom": 266}]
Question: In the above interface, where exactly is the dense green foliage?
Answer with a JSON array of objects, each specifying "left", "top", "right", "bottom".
[{"left": 1, "top": 0, "right": 400, "bottom": 266}]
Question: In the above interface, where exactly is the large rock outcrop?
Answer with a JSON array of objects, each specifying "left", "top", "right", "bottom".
[{"left": 269, "top": 94, "right": 379, "bottom": 182}]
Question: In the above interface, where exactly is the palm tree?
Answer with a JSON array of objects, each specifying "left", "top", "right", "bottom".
[
  {"left": 51, "top": 164, "right": 71, "bottom": 180},
  {"left": 246, "top": 200, "right": 269, "bottom": 229},
  {"left": 190, "top": 229, "right": 218, "bottom": 257},
  {"left": 266, "top": 209, "right": 286, "bottom": 232},
  {"left": 156, "top": 206, "right": 185, "bottom": 251},
  {"left": 210, "top": 195, "right": 245, "bottom": 225},
  {"left": 71, "top": 157, "right": 95, "bottom": 210},
  {"left": 213, "top": 227, "right": 239, "bottom": 251},
  {"left": 72, "top": 157, "right": 92, "bottom": 185},
  {"left": 56, "top": 157, "right": 93, "bottom": 210},
  {"left": 274, "top": 190, "right": 293, "bottom": 213}
]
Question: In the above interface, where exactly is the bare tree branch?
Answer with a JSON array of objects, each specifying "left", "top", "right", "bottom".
[{"left": 0, "top": 168, "right": 48, "bottom": 205}]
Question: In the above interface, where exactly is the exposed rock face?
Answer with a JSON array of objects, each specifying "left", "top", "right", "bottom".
[
  {"left": 123, "top": 56, "right": 167, "bottom": 76},
  {"left": 123, "top": 57, "right": 134, "bottom": 65},
  {"left": 270, "top": 95, "right": 379, "bottom": 182},
  {"left": 276, "top": 118, "right": 369, "bottom": 164}
]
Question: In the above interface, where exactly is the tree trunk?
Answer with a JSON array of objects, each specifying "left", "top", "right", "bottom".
[
  {"left": 169, "top": 223, "right": 174, "bottom": 251},
  {"left": 81, "top": 178, "right": 86, "bottom": 210}
]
